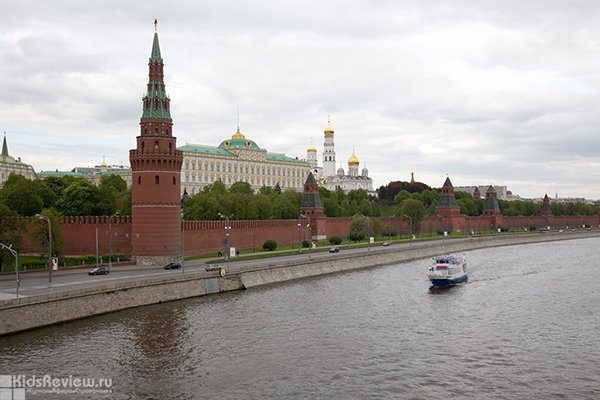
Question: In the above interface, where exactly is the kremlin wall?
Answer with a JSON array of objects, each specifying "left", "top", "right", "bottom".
[{"left": 14, "top": 210, "right": 600, "bottom": 262}]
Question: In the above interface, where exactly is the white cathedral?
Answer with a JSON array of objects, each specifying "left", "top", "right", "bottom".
[{"left": 306, "top": 119, "right": 374, "bottom": 194}]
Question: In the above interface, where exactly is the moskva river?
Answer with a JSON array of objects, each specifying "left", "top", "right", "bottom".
[{"left": 1, "top": 237, "right": 599, "bottom": 399}]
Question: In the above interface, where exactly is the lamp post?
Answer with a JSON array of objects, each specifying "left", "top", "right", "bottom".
[
  {"left": 297, "top": 222, "right": 302, "bottom": 252},
  {"left": 403, "top": 214, "right": 413, "bottom": 240},
  {"left": 0, "top": 242, "right": 19, "bottom": 298},
  {"left": 35, "top": 214, "right": 52, "bottom": 287},
  {"left": 108, "top": 213, "right": 119, "bottom": 272},
  {"left": 218, "top": 213, "right": 233, "bottom": 268},
  {"left": 108, "top": 216, "right": 112, "bottom": 271},
  {"left": 300, "top": 214, "right": 311, "bottom": 258}
]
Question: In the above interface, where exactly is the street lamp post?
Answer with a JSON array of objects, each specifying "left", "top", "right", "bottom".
[
  {"left": 108, "top": 213, "right": 119, "bottom": 272},
  {"left": 297, "top": 222, "right": 302, "bottom": 252},
  {"left": 108, "top": 216, "right": 112, "bottom": 271},
  {"left": 35, "top": 214, "right": 52, "bottom": 287},
  {"left": 218, "top": 213, "right": 233, "bottom": 268},
  {"left": 403, "top": 214, "right": 413, "bottom": 240},
  {"left": 0, "top": 242, "right": 19, "bottom": 297},
  {"left": 300, "top": 214, "right": 311, "bottom": 258},
  {"left": 366, "top": 216, "right": 371, "bottom": 252}
]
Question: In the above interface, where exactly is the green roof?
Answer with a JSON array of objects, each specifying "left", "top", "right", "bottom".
[
  {"left": 141, "top": 30, "right": 171, "bottom": 120},
  {"left": 38, "top": 170, "right": 86, "bottom": 178},
  {"left": 150, "top": 32, "right": 162, "bottom": 61},
  {"left": 218, "top": 138, "right": 261, "bottom": 150},
  {"left": 0, "top": 135, "right": 30, "bottom": 165},
  {"left": 178, "top": 144, "right": 236, "bottom": 157},
  {"left": 266, "top": 152, "right": 305, "bottom": 163}
]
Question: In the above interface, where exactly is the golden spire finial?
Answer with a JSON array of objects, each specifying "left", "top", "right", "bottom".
[
  {"left": 348, "top": 147, "right": 360, "bottom": 166},
  {"left": 324, "top": 115, "right": 334, "bottom": 135},
  {"left": 232, "top": 105, "right": 246, "bottom": 139},
  {"left": 154, "top": 19, "right": 158, "bottom": 32}
]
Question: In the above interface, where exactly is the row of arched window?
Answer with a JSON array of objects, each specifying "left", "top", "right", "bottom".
[
  {"left": 184, "top": 160, "right": 304, "bottom": 177},
  {"left": 143, "top": 96, "right": 170, "bottom": 112},
  {"left": 130, "top": 157, "right": 181, "bottom": 171},
  {"left": 140, "top": 140, "right": 173, "bottom": 152},
  {"left": 142, "top": 127, "right": 170, "bottom": 136},
  {"left": 183, "top": 173, "right": 302, "bottom": 188}
]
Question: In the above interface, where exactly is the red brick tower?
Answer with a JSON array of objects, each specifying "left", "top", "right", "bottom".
[
  {"left": 435, "top": 176, "right": 465, "bottom": 232},
  {"left": 129, "top": 21, "right": 183, "bottom": 265},
  {"left": 299, "top": 172, "right": 327, "bottom": 241}
]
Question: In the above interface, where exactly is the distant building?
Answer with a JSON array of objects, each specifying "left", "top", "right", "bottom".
[
  {"left": 308, "top": 119, "right": 374, "bottom": 194},
  {"left": 179, "top": 126, "right": 311, "bottom": 195},
  {"left": 322, "top": 148, "right": 374, "bottom": 194},
  {"left": 455, "top": 185, "right": 509, "bottom": 200},
  {"left": 37, "top": 159, "right": 132, "bottom": 187},
  {"left": 0, "top": 134, "right": 36, "bottom": 186}
]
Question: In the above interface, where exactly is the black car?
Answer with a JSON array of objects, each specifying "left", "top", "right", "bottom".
[
  {"left": 328, "top": 246, "right": 340, "bottom": 253},
  {"left": 163, "top": 262, "right": 182, "bottom": 270},
  {"left": 88, "top": 267, "right": 109, "bottom": 276},
  {"left": 205, "top": 264, "right": 222, "bottom": 272}
]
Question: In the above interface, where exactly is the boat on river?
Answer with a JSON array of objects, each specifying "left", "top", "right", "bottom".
[{"left": 427, "top": 254, "right": 468, "bottom": 288}]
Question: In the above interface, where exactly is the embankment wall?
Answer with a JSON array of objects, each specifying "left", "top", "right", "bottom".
[{"left": 1, "top": 231, "right": 597, "bottom": 336}]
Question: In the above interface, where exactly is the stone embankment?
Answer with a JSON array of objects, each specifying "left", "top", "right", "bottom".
[{"left": 1, "top": 231, "right": 597, "bottom": 336}]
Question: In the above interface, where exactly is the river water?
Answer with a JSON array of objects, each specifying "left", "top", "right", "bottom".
[{"left": 1, "top": 237, "right": 599, "bottom": 399}]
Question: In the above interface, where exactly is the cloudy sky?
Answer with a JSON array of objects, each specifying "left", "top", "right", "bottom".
[{"left": 2, "top": 1, "right": 600, "bottom": 199}]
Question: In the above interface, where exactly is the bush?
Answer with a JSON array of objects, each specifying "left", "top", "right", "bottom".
[
  {"left": 328, "top": 236, "right": 342, "bottom": 245},
  {"left": 302, "top": 240, "right": 310, "bottom": 248},
  {"left": 262, "top": 240, "right": 278, "bottom": 251},
  {"left": 348, "top": 232, "right": 364, "bottom": 242}
]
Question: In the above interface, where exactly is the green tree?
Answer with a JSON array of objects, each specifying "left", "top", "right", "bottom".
[
  {"left": 399, "top": 199, "right": 427, "bottom": 232},
  {"left": 100, "top": 174, "right": 128, "bottom": 193},
  {"left": 33, "top": 209, "right": 64, "bottom": 259},
  {"left": 0, "top": 174, "right": 43, "bottom": 216},
  {"left": 348, "top": 214, "right": 372, "bottom": 241},
  {"left": 394, "top": 190, "right": 412, "bottom": 205},
  {"left": 57, "top": 179, "right": 104, "bottom": 216},
  {"left": 0, "top": 204, "right": 20, "bottom": 271}
]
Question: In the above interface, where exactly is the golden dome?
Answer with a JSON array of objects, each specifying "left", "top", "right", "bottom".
[
  {"left": 348, "top": 149, "right": 360, "bottom": 166},
  {"left": 307, "top": 144, "right": 317, "bottom": 152},
  {"left": 232, "top": 126, "right": 245, "bottom": 139},
  {"left": 324, "top": 117, "right": 334, "bottom": 138}
]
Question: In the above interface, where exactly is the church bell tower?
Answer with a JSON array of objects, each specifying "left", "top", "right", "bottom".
[{"left": 129, "top": 21, "right": 183, "bottom": 265}]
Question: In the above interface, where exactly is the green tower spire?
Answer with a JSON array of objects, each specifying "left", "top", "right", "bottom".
[
  {"left": 1, "top": 133, "right": 8, "bottom": 157},
  {"left": 150, "top": 19, "right": 162, "bottom": 61},
  {"left": 141, "top": 20, "right": 171, "bottom": 121}
]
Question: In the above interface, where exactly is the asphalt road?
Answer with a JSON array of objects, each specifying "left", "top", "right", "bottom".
[{"left": 0, "top": 240, "right": 428, "bottom": 299}]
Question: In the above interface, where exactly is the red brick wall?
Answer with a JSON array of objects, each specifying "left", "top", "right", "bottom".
[{"left": 10, "top": 213, "right": 600, "bottom": 259}]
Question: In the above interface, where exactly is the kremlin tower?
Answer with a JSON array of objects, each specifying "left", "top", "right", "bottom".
[
  {"left": 322, "top": 117, "right": 336, "bottom": 177},
  {"left": 129, "top": 21, "right": 183, "bottom": 265}
]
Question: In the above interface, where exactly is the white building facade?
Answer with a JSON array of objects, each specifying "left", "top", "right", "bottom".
[{"left": 180, "top": 128, "right": 311, "bottom": 195}]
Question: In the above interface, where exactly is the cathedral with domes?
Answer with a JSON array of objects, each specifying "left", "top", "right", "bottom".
[{"left": 306, "top": 119, "right": 374, "bottom": 194}]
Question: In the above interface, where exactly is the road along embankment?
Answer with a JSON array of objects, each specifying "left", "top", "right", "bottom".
[{"left": 1, "top": 231, "right": 598, "bottom": 336}]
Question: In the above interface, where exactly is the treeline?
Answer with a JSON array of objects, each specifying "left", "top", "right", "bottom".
[
  {"left": 0, "top": 174, "right": 125, "bottom": 267},
  {"left": 1, "top": 173, "right": 597, "bottom": 221},
  {"left": 0, "top": 174, "right": 130, "bottom": 218},
  {"left": 182, "top": 181, "right": 381, "bottom": 220},
  {"left": 376, "top": 181, "right": 599, "bottom": 219}
]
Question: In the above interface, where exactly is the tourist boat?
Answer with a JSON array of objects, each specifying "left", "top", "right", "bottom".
[{"left": 427, "top": 254, "right": 468, "bottom": 288}]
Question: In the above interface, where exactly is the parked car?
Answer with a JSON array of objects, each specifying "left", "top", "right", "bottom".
[
  {"left": 163, "top": 262, "right": 182, "bottom": 270},
  {"left": 88, "top": 267, "right": 109, "bottom": 276},
  {"left": 382, "top": 241, "right": 391, "bottom": 246},
  {"left": 205, "top": 264, "right": 222, "bottom": 272},
  {"left": 328, "top": 246, "right": 340, "bottom": 253}
]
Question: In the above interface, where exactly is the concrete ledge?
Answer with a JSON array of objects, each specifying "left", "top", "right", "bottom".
[{"left": 1, "top": 231, "right": 597, "bottom": 336}]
